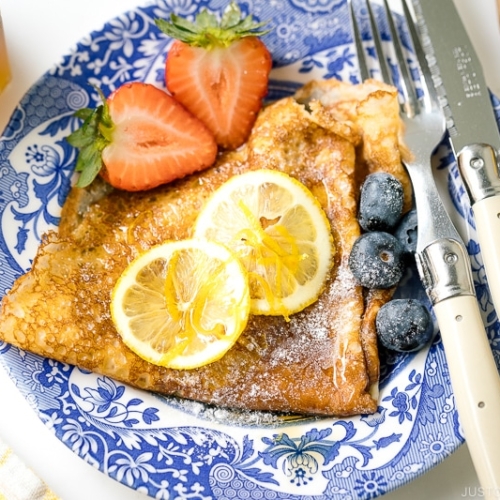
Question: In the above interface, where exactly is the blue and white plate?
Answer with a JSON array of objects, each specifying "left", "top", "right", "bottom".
[{"left": 1, "top": 1, "right": 499, "bottom": 498}]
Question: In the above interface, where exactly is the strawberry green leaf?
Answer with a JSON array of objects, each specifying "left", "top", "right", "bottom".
[
  {"left": 155, "top": 18, "right": 191, "bottom": 41},
  {"left": 221, "top": 3, "right": 240, "bottom": 28},
  {"left": 66, "top": 89, "right": 114, "bottom": 188},
  {"left": 74, "top": 108, "right": 94, "bottom": 121},
  {"left": 76, "top": 148, "right": 102, "bottom": 188},
  {"left": 66, "top": 126, "right": 91, "bottom": 148},
  {"left": 155, "top": 1, "right": 270, "bottom": 49},
  {"left": 195, "top": 9, "right": 218, "bottom": 30}
]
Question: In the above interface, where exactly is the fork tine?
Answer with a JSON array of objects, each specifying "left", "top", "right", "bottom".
[
  {"left": 349, "top": 0, "right": 370, "bottom": 81},
  {"left": 380, "top": 0, "right": 418, "bottom": 116},
  {"left": 366, "top": 0, "right": 392, "bottom": 85},
  {"left": 350, "top": 0, "right": 440, "bottom": 116},
  {"left": 400, "top": 0, "right": 439, "bottom": 111}
]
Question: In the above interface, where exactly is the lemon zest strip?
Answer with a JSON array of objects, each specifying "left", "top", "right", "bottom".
[{"left": 234, "top": 199, "right": 306, "bottom": 316}]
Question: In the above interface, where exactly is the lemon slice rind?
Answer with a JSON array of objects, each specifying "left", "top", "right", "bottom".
[
  {"left": 110, "top": 239, "right": 250, "bottom": 370},
  {"left": 194, "top": 169, "right": 334, "bottom": 317}
]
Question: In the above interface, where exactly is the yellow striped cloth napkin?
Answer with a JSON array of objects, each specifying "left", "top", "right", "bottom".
[{"left": 0, "top": 437, "right": 59, "bottom": 500}]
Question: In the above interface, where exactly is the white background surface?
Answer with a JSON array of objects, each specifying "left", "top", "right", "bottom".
[{"left": 0, "top": 1, "right": 499, "bottom": 499}]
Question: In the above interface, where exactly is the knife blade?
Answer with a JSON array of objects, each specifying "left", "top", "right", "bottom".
[{"left": 414, "top": 0, "right": 500, "bottom": 319}]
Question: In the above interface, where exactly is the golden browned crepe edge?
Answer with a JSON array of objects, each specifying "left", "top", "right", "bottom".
[{"left": 0, "top": 79, "right": 411, "bottom": 416}]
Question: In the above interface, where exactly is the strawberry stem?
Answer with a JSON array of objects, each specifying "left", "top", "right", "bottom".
[{"left": 155, "top": 1, "right": 270, "bottom": 49}]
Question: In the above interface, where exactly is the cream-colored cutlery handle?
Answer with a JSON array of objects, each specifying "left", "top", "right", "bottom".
[
  {"left": 474, "top": 195, "right": 500, "bottom": 316},
  {"left": 434, "top": 294, "right": 500, "bottom": 497}
]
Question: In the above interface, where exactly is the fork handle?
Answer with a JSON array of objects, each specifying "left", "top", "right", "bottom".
[
  {"left": 473, "top": 195, "right": 500, "bottom": 317},
  {"left": 434, "top": 294, "right": 500, "bottom": 494}
]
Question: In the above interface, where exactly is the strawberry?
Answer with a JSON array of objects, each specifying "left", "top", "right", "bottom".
[
  {"left": 156, "top": 2, "right": 272, "bottom": 150},
  {"left": 67, "top": 82, "right": 218, "bottom": 191}
]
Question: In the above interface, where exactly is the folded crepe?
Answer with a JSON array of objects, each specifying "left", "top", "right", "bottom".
[{"left": 0, "top": 79, "right": 410, "bottom": 416}]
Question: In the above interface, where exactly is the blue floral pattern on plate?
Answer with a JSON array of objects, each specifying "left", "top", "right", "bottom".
[{"left": 0, "top": 0, "right": 499, "bottom": 498}]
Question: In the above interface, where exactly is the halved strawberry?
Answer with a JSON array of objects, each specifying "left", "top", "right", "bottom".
[
  {"left": 156, "top": 3, "right": 272, "bottom": 150},
  {"left": 67, "top": 82, "right": 218, "bottom": 191}
]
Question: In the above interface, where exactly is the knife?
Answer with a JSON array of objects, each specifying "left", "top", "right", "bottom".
[
  {"left": 411, "top": 0, "right": 500, "bottom": 493},
  {"left": 414, "top": 0, "right": 500, "bottom": 320}
]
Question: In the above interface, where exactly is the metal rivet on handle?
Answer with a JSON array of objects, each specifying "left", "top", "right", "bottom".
[
  {"left": 445, "top": 252, "right": 458, "bottom": 264},
  {"left": 470, "top": 157, "right": 485, "bottom": 169}
]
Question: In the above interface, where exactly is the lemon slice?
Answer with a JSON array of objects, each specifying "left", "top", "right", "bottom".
[
  {"left": 194, "top": 169, "right": 334, "bottom": 318},
  {"left": 110, "top": 239, "right": 250, "bottom": 369}
]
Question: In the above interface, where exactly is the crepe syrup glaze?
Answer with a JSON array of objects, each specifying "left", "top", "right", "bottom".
[{"left": 0, "top": 79, "right": 410, "bottom": 416}]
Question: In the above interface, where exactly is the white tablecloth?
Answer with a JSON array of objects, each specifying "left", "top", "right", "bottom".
[{"left": 0, "top": 1, "right": 499, "bottom": 498}]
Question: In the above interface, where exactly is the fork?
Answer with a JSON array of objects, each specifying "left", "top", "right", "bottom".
[{"left": 350, "top": 0, "right": 500, "bottom": 492}]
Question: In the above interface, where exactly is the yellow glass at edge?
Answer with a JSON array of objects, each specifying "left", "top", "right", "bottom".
[{"left": 0, "top": 11, "right": 11, "bottom": 94}]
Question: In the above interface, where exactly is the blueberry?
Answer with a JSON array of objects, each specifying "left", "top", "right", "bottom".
[
  {"left": 376, "top": 298, "right": 434, "bottom": 352},
  {"left": 359, "top": 173, "right": 404, "bottom": 232},
  {"left": 348, "top": 231, "right": 405, "bottom": 289},
  {"left": 394, "top": 208, "right": 418, "bottom": 257}
]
